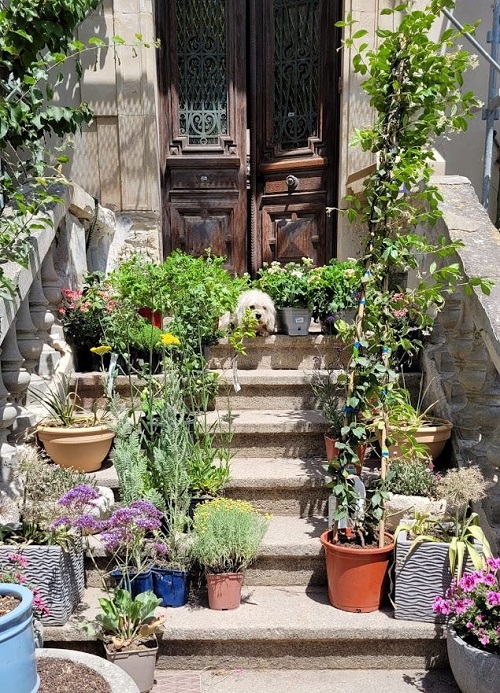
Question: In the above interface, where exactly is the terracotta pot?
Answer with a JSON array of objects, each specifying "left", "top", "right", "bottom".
[
  {"left": 324, "top": 435, "right": 367, "bottom": 474},
  {"left": 206, "top": 572, "right": 243, "bottom": 610},
  {"left": 137, "top": 307, "right": 162, "bottom": 329},
  {"left": 320, "top": 529, "right": 394, "bottom": 613},
  {"left": 389, "top": 417, "right": 452, "bottom": 462},
  {"left": 37, "top": 423, "right": 115, "bottom": 472}
]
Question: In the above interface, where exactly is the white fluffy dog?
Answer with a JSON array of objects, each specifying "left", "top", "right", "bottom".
[{"left": 220, "top": 289, "right": 277, "bottom": 337}]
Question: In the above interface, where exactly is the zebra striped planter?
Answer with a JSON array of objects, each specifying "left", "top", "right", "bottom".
[
  {"left": 394, "top": 530, "right": 480, "bottom": 623},
  {"left": 0, "top": 541, "right": 84, "bottom": 626}
]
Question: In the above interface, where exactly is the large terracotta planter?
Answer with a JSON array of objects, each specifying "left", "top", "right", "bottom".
[
  {"left": 206, "top": 572, "right": 243, "bottom": 610},
  {"left": 0, "top": 542, "right": 84, "bottom": 626},
  {"left": 104, "top": 638, "right": 157, "bottom": 693},
  {"left": 389, "top": 417, "right": 452, "bottom": 462},
  {"left": 37, "top": 422, "right": 114, "bottom": 472},
  {"left": 0, "top": 584, "right": 39, "bottom": 693},
  {"left": 447, "top": 628, "right": 500, "bottom": 693},
  {"left": 320, "top": 530, "right": 394, "bottom": 613}
]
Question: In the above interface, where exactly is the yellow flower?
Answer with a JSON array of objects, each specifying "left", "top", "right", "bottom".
[
  {"left": 90, "top": 345, "right": 112, "bottom": 355},
  {"left": 160, "top": 333, "right": 180, "bottom": 347}
]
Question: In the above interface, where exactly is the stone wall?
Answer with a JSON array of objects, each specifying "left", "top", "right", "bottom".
[{"left": 423, "top": 176, "right": 500, "bottom": 550}]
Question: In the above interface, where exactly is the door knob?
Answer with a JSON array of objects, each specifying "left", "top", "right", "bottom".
[{"left": 285, "top": 175, "right": 299, "bottom": 191}]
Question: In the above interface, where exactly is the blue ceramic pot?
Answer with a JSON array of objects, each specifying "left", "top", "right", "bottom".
[
  {"left": 110, "top": 569, "right": 154, "bottom": 598},
  {"left": 152, "top": 568, "right": 190, "bottom": 607},
  {"left": 0, "top": 584, "right": 39, "bottom": 693}
]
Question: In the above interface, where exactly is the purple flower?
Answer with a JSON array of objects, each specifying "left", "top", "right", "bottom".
[
  {"left": 7, "top": 553, "right": 28, "bottom": 568},
  {"left": 459, "top": 573, "right": 481, "bottom": 592},
  {"left": 487, "top": 591, "right": 500, "bottom": 606},
  {"left": 57, "top": 485, "right": 100, "bottom": 508},
  {"left": 50, "top": 515, "right": 71, "bottom": 530},
  {"left": 453, "top": 598, "right": 473, "bottom": 614},
  {"left": 129, "top": 500, "right": 163, "bottom": 520},
  {"left": 486, "top": 557, "right": 500, "bottom": 571},
  {"left": 433, "top": 596, "right": 451, "bottom": 614},
  {"left": 479, "top": 630, "right": 489, "bottom": 646},
  {"left": 73, "top": 514, "right": 105, "bottom": 533},
  {"left": 152, "top": 542, "right": 168, "bottom": 555},
  {"left": 483, "top": 573, "right": 497, "bottom": 586},
  {"left": 135, "top": 517, "right": 161, "bottom": 531}
]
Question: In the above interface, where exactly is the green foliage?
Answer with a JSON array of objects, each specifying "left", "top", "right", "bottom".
[
  {"left": 255, "top": 258, "right": 313, "bottom": 309},
  {"left": 191, "top": 498, "right": 270, "bottom": 573},
  {"left": 329, "top": 0, "right": 492, "bottom": 541},
  {"left": 94, "top": 588, "right": 164, "bottom": 650},
  {"left": 108, "top": 254, "right": 171, "bottom": 314},
  {"left": 0, "top": 0, "right": 99, "bottom": 297},
  {"left": 58, "top": 273, "right": 111, "bottom": 348},
  {"left": 308, "top": 259, "right": 362, "bottom": 322},
  {"left": 0, "top": 4, "right": 158, "bottom": 299},
  {"left": 386, "top": 460, "right": 438, "bottom": 497},
  {"left": 30, "top": 374, "right": 106, "bottom": 427}
]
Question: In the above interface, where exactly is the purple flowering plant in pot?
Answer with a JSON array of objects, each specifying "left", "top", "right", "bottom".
[
  {"left": 433, "top": 557, "right": 500, "bottom": 693},
  {"left": 64, "top": 495, "right": 168, "bottom": 596}
]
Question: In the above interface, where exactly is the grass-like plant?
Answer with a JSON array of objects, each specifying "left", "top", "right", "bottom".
[{"left": 191, "top": 498, "right": 270, "bottom": 574}]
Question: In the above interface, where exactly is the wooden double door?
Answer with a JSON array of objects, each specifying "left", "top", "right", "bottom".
[{"left": 155, "top": 0, "right": 342, "bottom": 274}]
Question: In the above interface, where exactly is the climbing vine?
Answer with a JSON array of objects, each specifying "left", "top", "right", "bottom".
[{"left": 330, "top": 0, "right": 492, "bottom": 544}]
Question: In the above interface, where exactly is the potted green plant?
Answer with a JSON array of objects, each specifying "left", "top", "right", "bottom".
[
  {"left": 384, "top": 459, "right": 445, "bottom": 530},
  {"left": 255, "top": 258, "right": 313, "bottom": 335},
  {"left": 191, "top": 498, "right": 270, "bottom": 610},
  {"left": 31, "top": 374, "right": 114, "bottom": 472},
  {"left": 394, "top": 466, "right": 492, "bottom": 623},
  {"left": 309, "top": 259, "right": 362, "bottom": 333},
  {"left": 433, "top": 557, "right": 500, "bottom": 693},
  {"left": 380, "top": 384, "right": 453, "bottom": 464},
  {"left": 90, "top": 588, "right": 165, "bottom": 693},
  {"left": 89, "top": 500, "right": 168, "bottom": 598},
  {"left": 58, "top": 273, "right": 113, "bottom": 372}
]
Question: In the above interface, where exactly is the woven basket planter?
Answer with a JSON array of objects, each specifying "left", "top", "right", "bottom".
[{"left": 0, "top": 541, "right": 84, "bottom": 626}]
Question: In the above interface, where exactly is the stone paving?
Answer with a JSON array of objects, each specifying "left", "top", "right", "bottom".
[{"left": 152, "top": 668, "right": 459, "bottom": 693}]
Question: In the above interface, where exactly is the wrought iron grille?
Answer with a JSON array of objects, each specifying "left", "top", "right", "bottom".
[
  {"left": 273, "top": 0, "right": 320, "bottom": 150},
  {"left": 176, "top": 0, "right": 228, "bottom": 145}
]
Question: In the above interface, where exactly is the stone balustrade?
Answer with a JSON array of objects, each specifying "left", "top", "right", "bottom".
[
  {"left": 422, "top": 176, "right": 500, "bottom": 550},
  {"left": 0, "top": 182, "right": 116, "bottom": 514}
]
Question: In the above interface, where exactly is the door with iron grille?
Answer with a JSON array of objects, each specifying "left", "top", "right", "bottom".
[{"left": 155, "top": 0, "right": 341, "bottom": 274}]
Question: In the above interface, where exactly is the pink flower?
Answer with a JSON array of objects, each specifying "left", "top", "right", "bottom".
[
  {"left": 487, "top": 591, "right": 500, "bottom": 606},
  {"left": 433, "top": 596, "right": 451, "bottom": 614},
  {"left": 7, "top": 553, "right": 28, "bottom": 568},
  {"left": 486, "top": 557, "right": 500, "bottom": 571}
]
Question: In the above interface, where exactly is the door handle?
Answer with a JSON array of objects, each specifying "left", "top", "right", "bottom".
[{"left": 285, "top": 175, "right": 299, "bottom": 192}]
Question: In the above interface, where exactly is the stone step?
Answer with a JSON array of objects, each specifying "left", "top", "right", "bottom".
[
  {"left": 207, "top": 409, "right": 328, "bottom": 457},
  {"left": 215, "top": 369, "right": 322, "bottom": 410},
  {"left": 225, "top": 457, "right": 328, "bottom": 516},
  {"left": 92, "top": 456, "right": 330, "bottom": 516},
  {"left": 44, "top": 585, "right": 446, "bottom": 670},
  {"left": 84, "top": 514, "right": 328, "bottom": 588},
  {"left": 207, "top": 333, "right": 347, "bottom": 371}
]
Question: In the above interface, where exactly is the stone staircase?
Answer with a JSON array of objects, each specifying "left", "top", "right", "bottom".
[{"left": 44, "top": 329, "right": 447, "bottom": 670}]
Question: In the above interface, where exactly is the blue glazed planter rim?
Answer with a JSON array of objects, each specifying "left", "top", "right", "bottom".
[{"left": 0, "top": 584, "right": 33, "bottom": 626}]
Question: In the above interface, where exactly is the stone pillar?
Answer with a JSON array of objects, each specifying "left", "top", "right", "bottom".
[
  {"left": 29, "top": 270, "right": 60, "bottom": 375},
  {"left": 16, "top": 298, "right": 44, "bottom": 397},
  {"left": 41, "top": 248, "right": 64, "bottom": 346},
  {"left": 1, "top": 321, "right": 32, "bottom": 440}
]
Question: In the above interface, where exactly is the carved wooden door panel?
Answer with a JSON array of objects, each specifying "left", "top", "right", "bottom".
[
  {"left": 156, "top": 1, "right": 247, "bottom": 274},
  {"left": 156, "top": 0, "right": 341, "bottom": 275},
  {"left": 250, "top": 0, "right": 341, "bottom": 272}
]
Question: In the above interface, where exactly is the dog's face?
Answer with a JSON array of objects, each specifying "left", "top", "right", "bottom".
[{"left": 236, "top": 289, "right": 276, "bottom": 336}]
